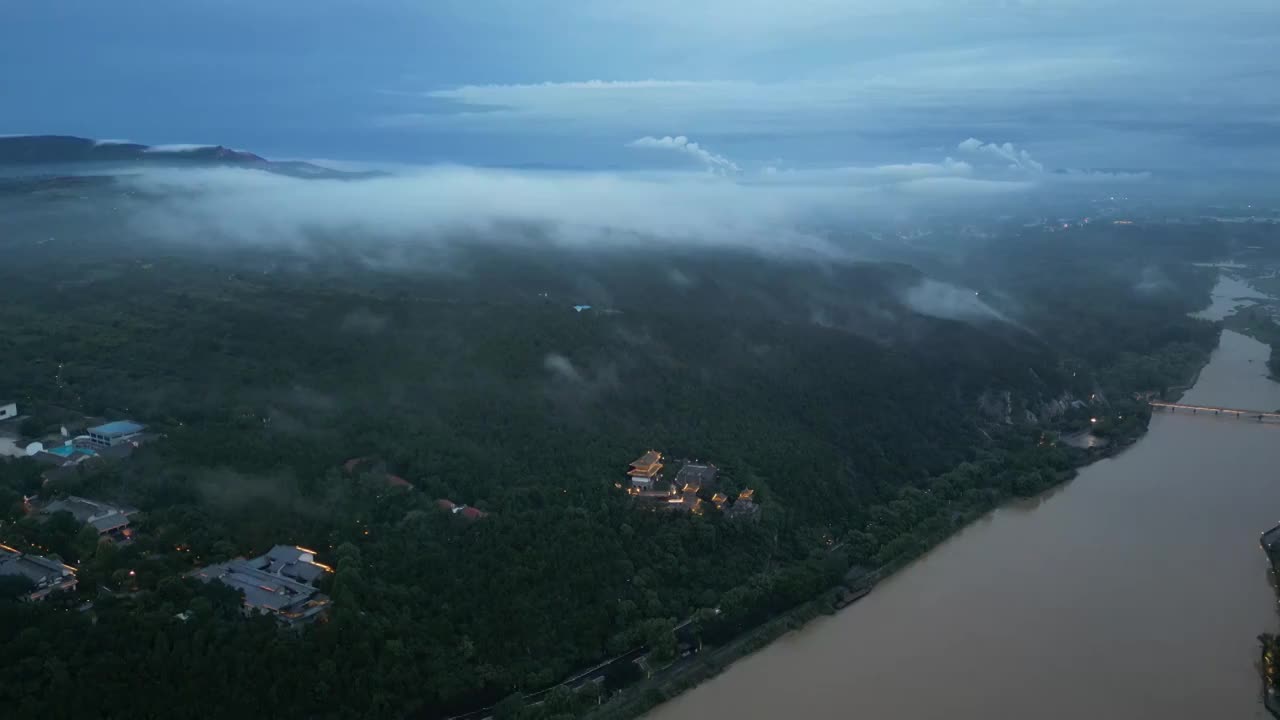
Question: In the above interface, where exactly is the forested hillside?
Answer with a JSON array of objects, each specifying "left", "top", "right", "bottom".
[{"left": 0, "top": 176, "right": 1226, "bottom": 718}]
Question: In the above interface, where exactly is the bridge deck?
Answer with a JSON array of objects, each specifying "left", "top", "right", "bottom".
[{"left": 1149, "top": 401, "right": 1280, "bottom": 419}]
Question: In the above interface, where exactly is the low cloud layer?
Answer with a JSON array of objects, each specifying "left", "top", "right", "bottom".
[
  {"left": 107, "top": 141, "right": 1160, "bottom": 260},
  {"left": 628, "top": 135, "right": 740, "bottom": 174},
  {"left": 143, "top": 144, "right": 217, "bottom": 153}
]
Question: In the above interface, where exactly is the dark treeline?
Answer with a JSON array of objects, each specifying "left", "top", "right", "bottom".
[{"left": 0, "top": 191, "right": 1239, "bottom": 719}]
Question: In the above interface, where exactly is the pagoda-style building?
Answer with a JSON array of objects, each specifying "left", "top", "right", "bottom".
[{"left": 627, "top": 450, "right": 664, "bottom": 489}]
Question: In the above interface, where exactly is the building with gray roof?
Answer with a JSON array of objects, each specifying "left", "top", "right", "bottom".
[
  {"left": 41, "top": 496, "right": 138, "bottom": 541},
  {"left": 190, "top": 545, "right": 332, "bottom": 626},
  {"left": 674, "top": 462, "right": 718, "bottom": 493},
  {"left": 0, "top": 544, "right": 78, "bottom": 600}
]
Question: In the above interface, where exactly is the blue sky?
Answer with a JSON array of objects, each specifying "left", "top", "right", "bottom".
[{"left": 4, "top": 0, "right": 1278, "bottom": 173}]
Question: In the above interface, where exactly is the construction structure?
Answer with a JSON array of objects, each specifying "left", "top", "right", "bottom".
[
  {"left": 190, "top": 545, "right": 333, "bottom": 626},
  {"left": 627, "top": 450, "right": 664, "bottom": 490},
  {"left": 0, "top": 543, "right": 77, "bottom": 600}
]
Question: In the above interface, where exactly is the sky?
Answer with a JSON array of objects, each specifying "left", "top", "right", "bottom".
[{"left": 4, "top": 0, "right": 1278, "bottom": 175}]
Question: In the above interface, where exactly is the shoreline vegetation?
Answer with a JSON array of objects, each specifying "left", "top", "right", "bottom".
[
  {"left": 1260, "top": 552, "right": 1280, "bottom": 718},
  {"left": 586, "top": 355, "right": 1211, "bottom": 720},
  {"left": 1219, "top": 269, "right": 1280, "bottom": 716},
  {"left": 1261, "top": 520, "right": 1280, "bottom": 718}
]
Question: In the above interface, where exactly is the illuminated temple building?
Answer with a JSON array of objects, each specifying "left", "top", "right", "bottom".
[{"left": 627, "top": 450, "right": 664, "bottom": 489}]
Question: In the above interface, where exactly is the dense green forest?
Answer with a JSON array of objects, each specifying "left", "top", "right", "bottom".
[{"left": 0, "top": 177, "right": 1242, "bottom": 719}]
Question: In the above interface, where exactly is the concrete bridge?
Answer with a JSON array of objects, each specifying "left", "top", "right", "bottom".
[{"left": 1150, "top": 401, "right": 1280, "bottom": 422}]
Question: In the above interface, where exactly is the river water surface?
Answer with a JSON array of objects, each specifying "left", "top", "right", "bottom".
[{"left": 649, "top": 329, "right": 1280, "bottom": 720}]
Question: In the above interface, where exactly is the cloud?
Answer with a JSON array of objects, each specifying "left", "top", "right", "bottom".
[
  {"left": 628, "top": 135, "right": 740, "bottom": 173},
  {"left": 339, "top": 308, "right": 389, "bottom": 334},
  {"left": 379, "top": 11, "right": 1280, "bottom": 172},
  {"left": 7, "top": 0, "right": 1280, "bottom": 176},
  {"left": 108, "top": 144, "right": 1152, "bottom": 262},
  {"left": 958, "top": 138, "right": 1045, "bottom": 173},
  {"left": 143, "top": 144, "right": 217, "bottom": 153},
  {"left": 543, "top": 352, "right": 620, "bottom": 405},
  {"left": 121, "top": 165, "right": 848, "bottom": 257},
  {"left": 901, "top": 279, "right": 1012, "bottom": 324},
  {"left": 1051, "top": 168, "right": 1152, "bottom": 183},
  {"left": 761, "top": 158, "right": 973, "bottom": 184},
  {"left": 543, "top": 353, "right": 583, "bottom": 383}
]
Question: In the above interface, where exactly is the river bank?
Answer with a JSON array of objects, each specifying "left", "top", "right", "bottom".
[
  {"left": 637, "top": 327, "right": 1280, "bottom": 720},
  {"left": 586, "top": 273, "right": 1247, "bottom": 720},
  {"left": 588, "top": 411, "right": 1156, "bottom": 720}
]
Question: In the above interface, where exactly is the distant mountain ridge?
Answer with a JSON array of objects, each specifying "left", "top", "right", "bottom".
[{"left": 0, "top": 135, "right": 376, "bottom": 179}]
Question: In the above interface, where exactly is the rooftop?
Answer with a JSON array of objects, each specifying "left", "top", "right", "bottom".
[
  {"left": 88, "top": 514, "right": 131, "bottom": 533},
  {"left": 88, "top": 420, "right": 144, "bottom": 437},
  {"left": 255, "top": 545, "right": 333, "bottom": 583},
  {"left": 189, "top": 545, "right": 332, "bottom": 624},
  {"left": 42, "top": 496, "right": 137, "bottom": 526},
  {"left": 386, "top": 474, "right": 413, "bottom": 489},
  {"left": 627, "top": 463, "right": 663, "bottom": 479},
  {"left": 630, "top": 450, "right": 662, "bottom": 469},
  {"left": 0, "top": 544, "right": 76, "bottom": 597},
  {"left": 675, "top": 463, "right": 718, "bottom": 491}
]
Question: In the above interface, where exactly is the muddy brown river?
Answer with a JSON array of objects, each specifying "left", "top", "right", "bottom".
[{"left": 648, "top": 329, "right": 1280, "bottom": 719}]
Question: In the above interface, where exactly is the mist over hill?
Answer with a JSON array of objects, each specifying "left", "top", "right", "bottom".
[{"left": 0, "top": 133, "right": 1247, "bottom": 719}]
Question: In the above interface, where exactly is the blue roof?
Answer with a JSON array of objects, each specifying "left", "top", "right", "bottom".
[{"left": 89, "top": 420, "right": 144, "bottom": 436}]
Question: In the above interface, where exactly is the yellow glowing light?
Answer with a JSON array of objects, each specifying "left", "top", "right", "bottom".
[{"left": 295, "top": 546, "right": 319, "bottom": 555}]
